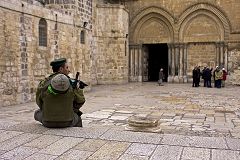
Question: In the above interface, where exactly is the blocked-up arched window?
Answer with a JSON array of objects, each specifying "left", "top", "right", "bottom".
[
  {"left": 39, "top": 18, "right": 47, "bottom": 47},
  {"left": 80, "top": 30, "right": 85, "bottom": 44}
]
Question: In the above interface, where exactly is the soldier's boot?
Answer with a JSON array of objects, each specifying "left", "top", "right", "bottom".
[{"left": 75, "top": 117, "right": 83, "bottom": 127}]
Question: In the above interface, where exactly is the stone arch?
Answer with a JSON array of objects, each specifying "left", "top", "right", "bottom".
[
  {"left": 178, "top": 3, "right": 231, "bottom": 42},
  {"left": 130, "top": 6, "right": 174, "bottom": 44}
]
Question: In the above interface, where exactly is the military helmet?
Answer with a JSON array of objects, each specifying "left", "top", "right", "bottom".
[{"left": 50, "top": 74, "right": 70, "bottom": 93}]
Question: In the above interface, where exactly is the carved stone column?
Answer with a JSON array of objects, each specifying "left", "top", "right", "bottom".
[
  {"left": 175, "top": 44, "right": 179, "bottom": 76},
  {"left": 219, "top": 42, "right": 224, "bottom": 67},
  {"left": 178, "top": 43, "right": 184, "bottom": 83},
  {"left": 168, "top": 44, "right": 172, "bottom": 76},
  {"left": 138, "top": 46, "right": 142, "bottom": 82},
  {"left": 215, "top": 42, "right": 220, "bottom": 66},
  {"left": 173, "top": 44, "right": 180, "bottom": 82},
  {"left": 135, "top": 47, "right": 138, "bottom": 79},
  {"left": 167, "top": 43, "right": 173, "bottom": 82},
  {"left": 129, "top": 48, "right": 134, "bottom": 80},
  {"left": 224, "top": 44, "right": 228, "bottom": 70},
  {"left": 183, "top": 43, "right": 188, "bottom": 83},
  {"left": 171, "top": 44, "right": 175, "bottom": 77}
]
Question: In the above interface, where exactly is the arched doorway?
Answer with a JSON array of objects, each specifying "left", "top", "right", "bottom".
[
  {"left": 129, "top": 7, "right": 174, "bottom": 82},
  {"left": 144, "top": 43, "right": 168, "bottom": 82}
]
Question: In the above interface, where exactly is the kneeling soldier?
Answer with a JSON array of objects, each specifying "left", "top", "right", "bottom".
[{"left": 34, "top": 58, "right": 85, "bottom": 128}]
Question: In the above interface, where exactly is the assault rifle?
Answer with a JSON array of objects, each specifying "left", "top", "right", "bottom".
[{"left": 71, "top": 72, "right": 88, "bottom": 89}]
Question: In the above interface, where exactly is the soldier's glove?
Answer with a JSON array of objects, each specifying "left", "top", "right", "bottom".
[{"left": 79, "top": 81, "right": 88, "bottom": 89}]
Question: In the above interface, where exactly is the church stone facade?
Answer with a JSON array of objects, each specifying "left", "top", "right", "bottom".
[{"left": 0, "top": 0, "right": 240, "bottom": 107}]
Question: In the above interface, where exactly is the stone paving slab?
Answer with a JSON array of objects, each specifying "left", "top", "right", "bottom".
[
  {"left": 87, "top": 141, "right": 130, "bottom": 160},
  {"left": 211, "top": 149, "right": 240, "bottom": 160},
  {"left": 39, "top": 137, "right": 84, "bottom": 156},
  {"left": 24, "top": 153, "right": 58, "bottom": 160},
  {"left": 73, "top": 139, "right": 108, "bottom": 152},
  {"left": 181, "top": 147, "right": 210, "bottom": 160},
  {"left": 43, "top": 126, "right": 110, "bottom": 139},
  {"left": 23, "top": 135, "right": 63, "bottom": 149},
  {"left": 225, "top": 137, "right": 240, "bottom": 151},
  {"left": 0, "top": 120, "right": 20, "bottom": 130},
  {"left": 125, "top": 143, "right": 157, "bottom": 156},
  {"left": 161, "top": 134, "right": 228, "bottom": 149},
  {"left": 100, "top": 128, "right": 163, "bottom": 144},
  {"left": 150, "top": 145, "right": 183, "bottom": 160},
  {"left": 0, "top": 146, "right": 39, "bottom": 160},
  {"left": 0, "top": 130, "right": 23, "bottom": 143},
  {"left": 118, "top": 154, "right": 149, "bottom": 160},
  {"left": 7, "top": 123, "right": 49, "bottom": 134},
  {"left": 0, "top": 133, "right": 40, "bottom": 151},
  {"left": 0, "top": 150, "right": 6, "bottom": 155},
  {"left": 56, "top": 149, "right": 93, "bottom": 160}
]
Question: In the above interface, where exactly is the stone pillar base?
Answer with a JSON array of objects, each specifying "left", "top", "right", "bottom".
[
  {"left": 178, "top": 76, "right": 184, "bottom": 83},
  {"left": 183, "top": 76, "right": 188, "bottom": 83},
  {"left": 173, "top": 76, "right": 180, "bottom": 83},
  {"left": 138, "top": 76, "right": 142, "bottom": 82},
  {"left": 167, "top": 76, "right": 174, "bottom": 83}
]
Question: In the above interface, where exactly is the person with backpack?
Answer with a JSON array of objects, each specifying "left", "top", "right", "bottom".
[{"left": 34, "top": 58, "right": 85, "bottom": 128}]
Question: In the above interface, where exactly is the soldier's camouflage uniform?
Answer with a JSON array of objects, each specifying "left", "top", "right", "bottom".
[{"left": 34, "top": 73, "right": 85, "bottom": 128}]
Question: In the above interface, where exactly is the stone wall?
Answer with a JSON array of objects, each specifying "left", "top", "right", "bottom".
[
  {"left": 0, "top": 0, "right": 92, "bottom": 106},
  {"left": 93, "top": 3, "right": 129, "bottom": 84},
  {"left": 228, "top": 47, "right": 240, "bottom": 85},
  {"left": 187, "top": 43, "right": 216, "bottom": 76}
]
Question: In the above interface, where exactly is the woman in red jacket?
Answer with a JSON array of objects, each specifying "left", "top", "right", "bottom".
[{"left": 222, "top": 68, "right": 227, "bottom": 87}]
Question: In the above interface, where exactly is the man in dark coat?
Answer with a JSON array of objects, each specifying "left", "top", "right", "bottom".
[
  {"left": 192, "top": 66, "right": 199, "bottom": 87},
  {"left": 205, "top": 67, "right": 212, "bottom": 88}
]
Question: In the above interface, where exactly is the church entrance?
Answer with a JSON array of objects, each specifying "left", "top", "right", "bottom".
[{"left": 144, "top": 43, "right": 168, "bottom": 82}]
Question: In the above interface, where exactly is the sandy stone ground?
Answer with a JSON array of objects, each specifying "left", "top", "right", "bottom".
[{"left": 0, "top": 82, "right": 240, "bottom": 159}]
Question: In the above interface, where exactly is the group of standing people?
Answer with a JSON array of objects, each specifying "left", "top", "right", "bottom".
[{"left": 192, "top": 66, "right": 227, "bottom": 88}]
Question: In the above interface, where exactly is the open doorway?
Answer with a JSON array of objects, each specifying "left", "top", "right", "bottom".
[{"left": 145, "top": 43, "right": 168, "bottom": 82}]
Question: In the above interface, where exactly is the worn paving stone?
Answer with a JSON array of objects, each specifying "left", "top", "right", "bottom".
[
  {"left": 0, "top": 130, "right": 23, "bottom": 143},
  {"left": 87, "top": 141, "right": 130, "bottom": 160},
  {"left": 115, "top": 110, "right": 133, "bottom": 114},
  {"left": 74, "top": 139, "right": 108, "bottom": 152},
  {"left": 43, "top": 126, "right": 110, "bottom": 139},
  {"left": 118, "top": 154, "right": 149, "bottom": 160},
  {"left": 150, "top": 145, "right": 183, "bottom": 160},
  {"left": 125, "top": 143, "right": 157, "bottom": 156},
  {"left": 225, "top": 138, "right": 240, "bottom": 151},
  {"left": 181, "top": 147, "right": 211, "bottom": 160},
  {"left": 7, "top": 123, "right": 49, "bottom": 134},
  {"left": 0, "top": 120, "right": 20, "bottom": 129},
  {"left": 0, "top": 150, "right": 6, "bottom": 155},
  {"left": 0, "top": 133, "right": 40, "bottom": 151},
  {"left": 109, "top": 115, "right": 128, "bottom": 120},
  {"left": 39, "top": 137, "right": 84, "bottom": 155},
  {"left": 100, "top": 128, "right": 162, "bottom": 144},
  {"left": 1, "top": 83, "right": 240, "bottom": 159},
  {"left": 211, "top": 149, "right": 240, "bottom": 160},
  {"left": 23, "top": 135, "right": 63, "bottom": 149},
  {"left": 24, "top": 153, "right": 58, "bottom": 160},
  {"left": 56, "top": 149, "right": 93, "bottom": 160},
  {"left": 161, "top": 134, "right": 228, "bottom": 149},
  {"left": 0, "top": 146, "right": 39, "bottom": 160}
]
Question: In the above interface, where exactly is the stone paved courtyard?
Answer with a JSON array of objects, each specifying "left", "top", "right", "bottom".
[{"left": 1, "top": 82, "right": 240, "bottom": 159}]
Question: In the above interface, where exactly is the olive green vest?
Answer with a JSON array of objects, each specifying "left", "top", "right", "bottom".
[{"left": 41, "top": 75, "right": 74, "bottom": 122}]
